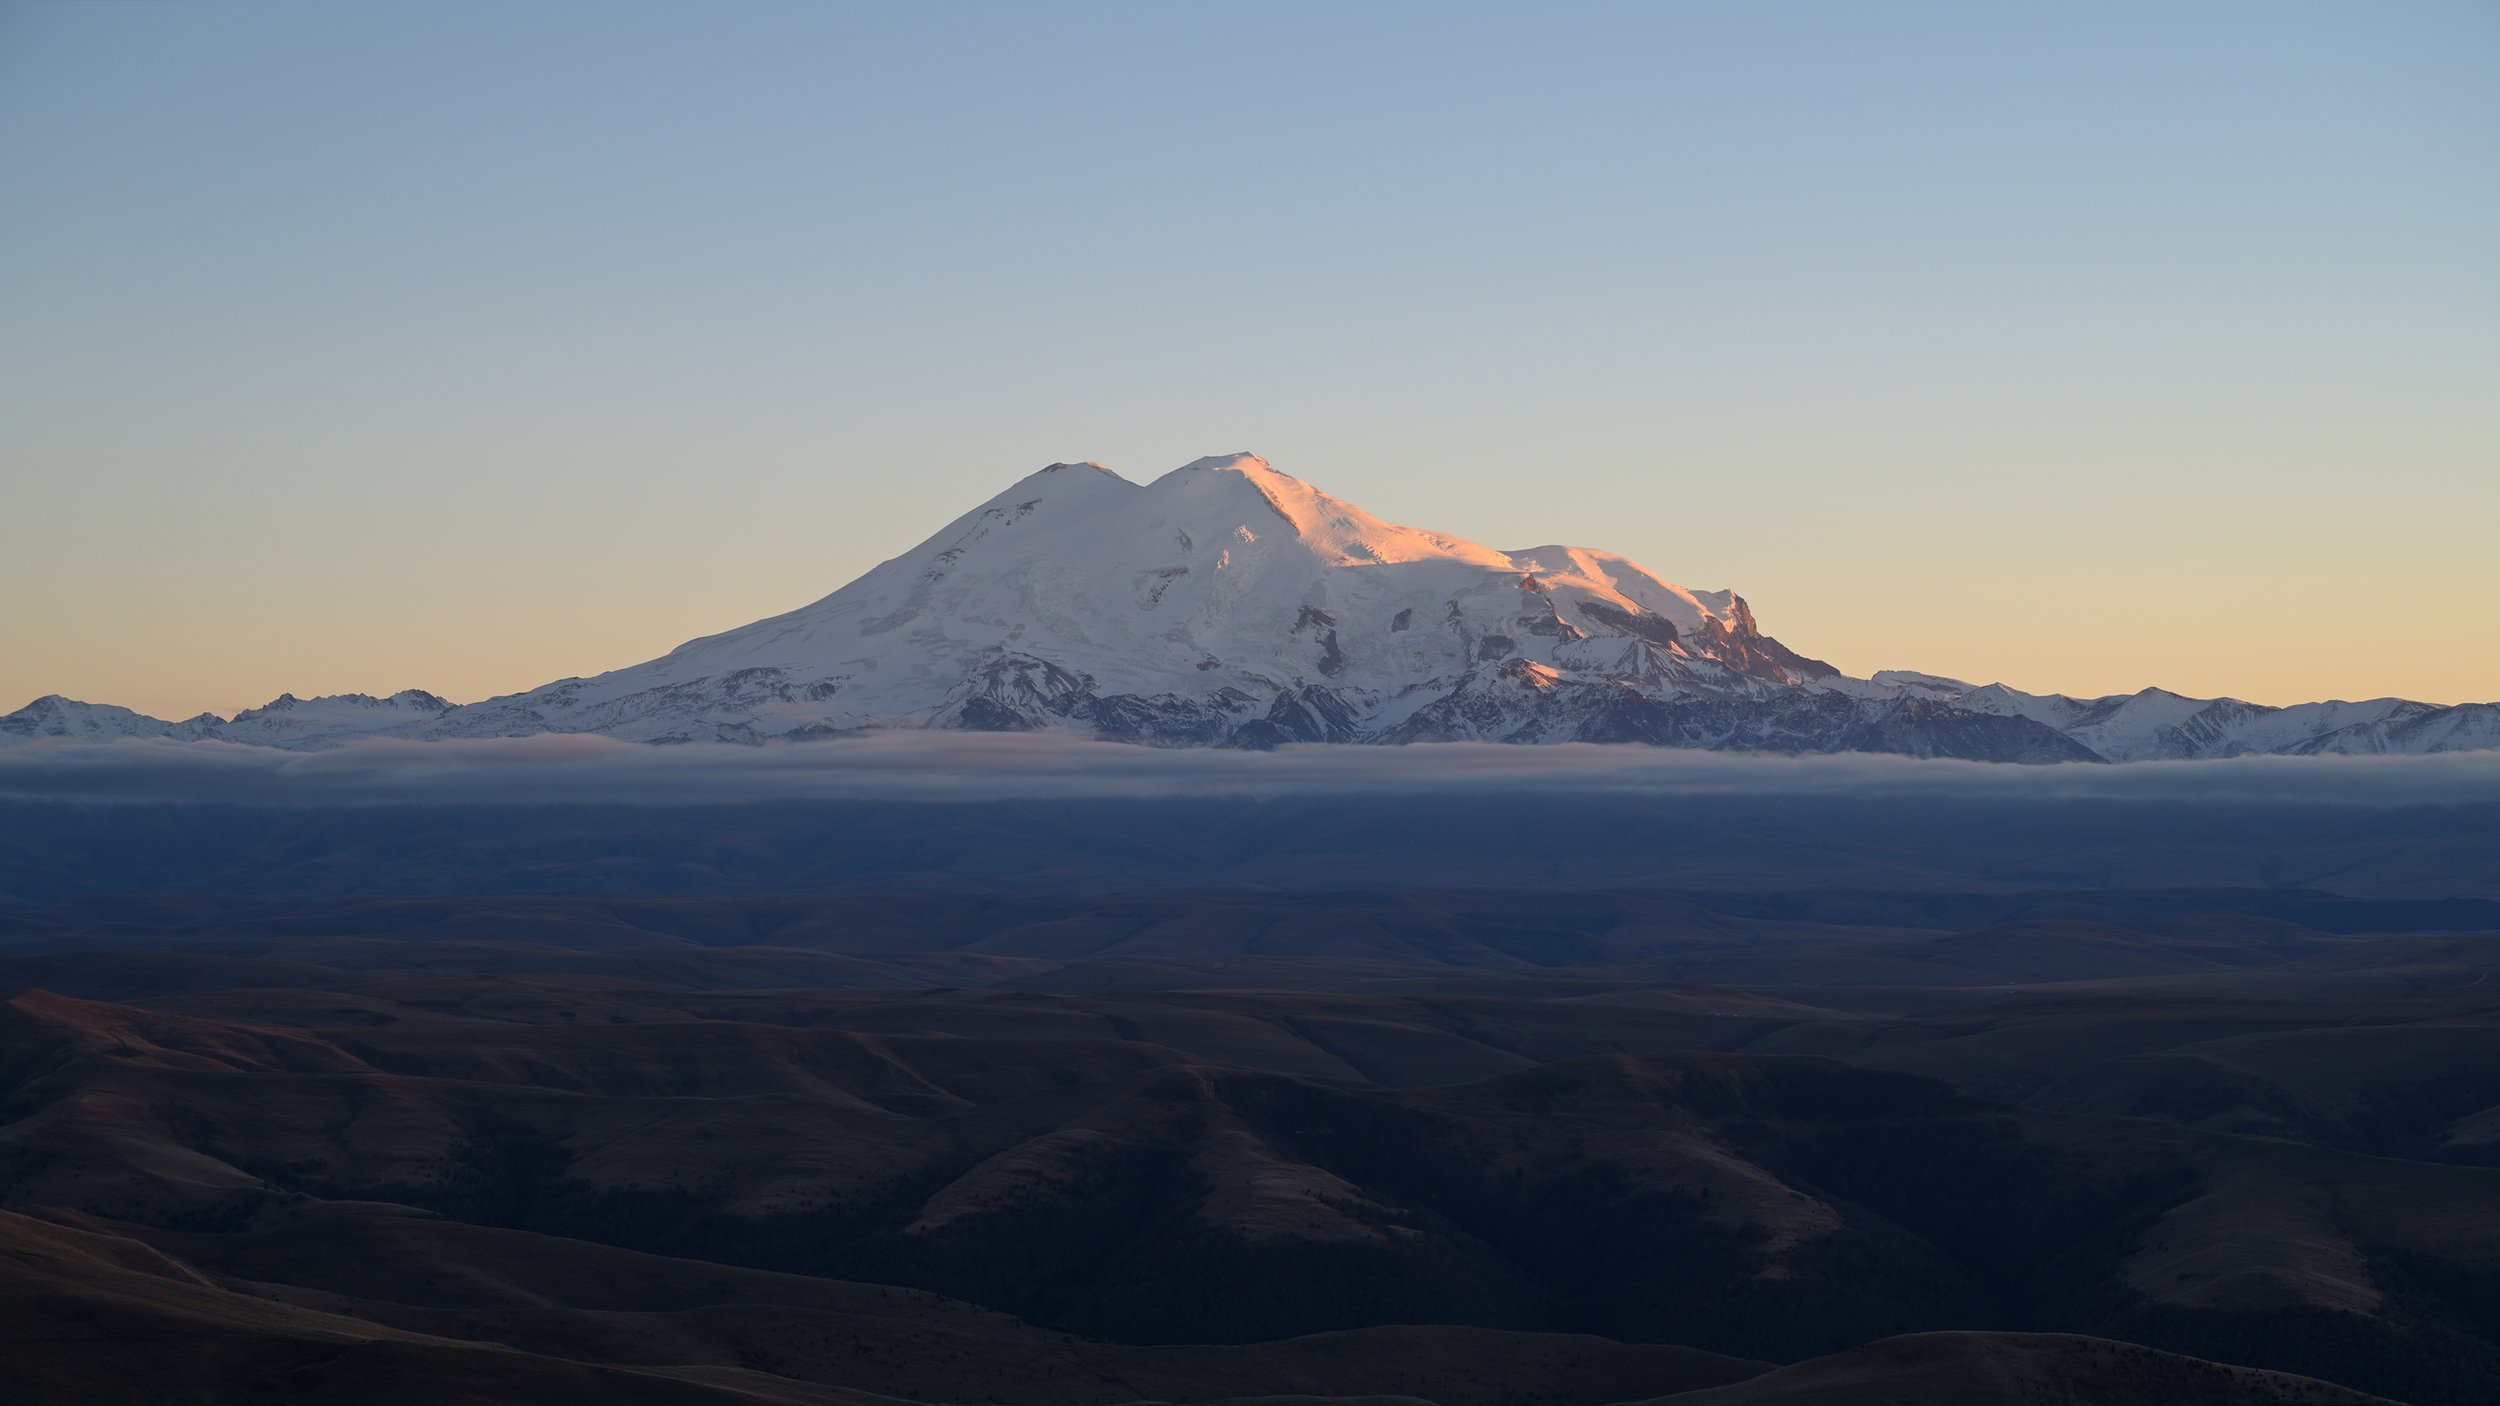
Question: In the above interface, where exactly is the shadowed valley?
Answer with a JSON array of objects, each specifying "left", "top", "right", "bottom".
[{"left": 6, "top": 875, "right": 2493, "bottom": 1404}]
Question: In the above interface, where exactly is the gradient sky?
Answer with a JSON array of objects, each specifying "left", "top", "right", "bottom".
[{"left": 3, "top": 0, "right": 2494, "bottom": 719}]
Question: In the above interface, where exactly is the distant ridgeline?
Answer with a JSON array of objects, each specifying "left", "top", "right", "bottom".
[{"left": 7, "top": 454, "right": 2495, "bottom": 760}]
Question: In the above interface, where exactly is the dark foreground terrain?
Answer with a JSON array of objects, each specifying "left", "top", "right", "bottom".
[{"left": 6, "top": 876, "right": 2496, "bottom": 1404}]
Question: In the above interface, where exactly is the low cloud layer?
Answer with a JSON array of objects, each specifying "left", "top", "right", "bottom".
[{"left": 2, "top": 733, "right": 2497, "bottom": 809}]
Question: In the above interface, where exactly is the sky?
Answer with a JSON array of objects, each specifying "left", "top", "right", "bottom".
[{"left": 2, "top": 0, "right": 2494, "bottom": 718}]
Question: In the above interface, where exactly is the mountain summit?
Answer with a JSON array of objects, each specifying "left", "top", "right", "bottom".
[
  {"left": 8, "top": 454, "right": 2497, "bottom": 761},
  {"left": 416, "top": 450, "right": 1917, "bottom": 751}
]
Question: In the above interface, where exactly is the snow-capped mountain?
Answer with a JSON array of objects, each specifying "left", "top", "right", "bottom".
[
  {"left": 417, "top": 453, "right": 1910, "bottom": 749},
  {"left": 0, "top": 695, "right": 206, "bottom": 745},
  {"left": 7, "top": 453, "right": 2495, "bottom": 762},
  {"left": 0, "top": 690, "right": 453, "bottom": 749},
  {"left": 1860, "top": 672, "right": 2500, "bottom": 761}
]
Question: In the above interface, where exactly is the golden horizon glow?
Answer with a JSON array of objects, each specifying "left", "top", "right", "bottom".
[{"left": 4, "top": 5, "right": 2494, "bottom": 718}]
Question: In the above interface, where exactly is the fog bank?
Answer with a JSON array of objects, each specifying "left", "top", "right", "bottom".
[{"left": 3, "top": 733, "right": 2496, "bottom": 808}]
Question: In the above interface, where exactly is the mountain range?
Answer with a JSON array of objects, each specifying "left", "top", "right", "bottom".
[{"left": 8, "top": 453, "right": 2495, "bottom": 763}]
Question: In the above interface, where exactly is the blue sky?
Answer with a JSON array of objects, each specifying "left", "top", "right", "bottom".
[{"left": 3, "top": 0, "right": 2494, "bottom": 715}]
